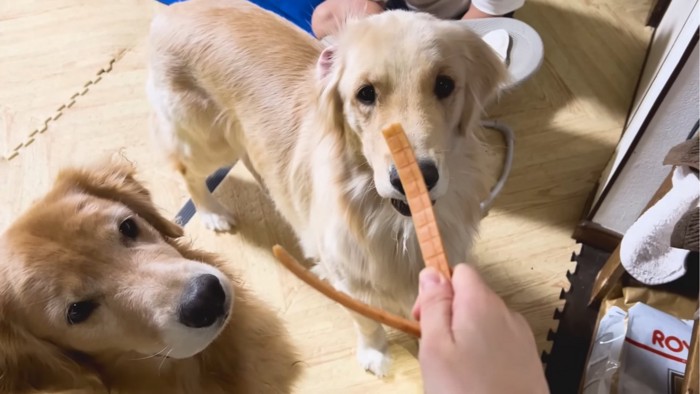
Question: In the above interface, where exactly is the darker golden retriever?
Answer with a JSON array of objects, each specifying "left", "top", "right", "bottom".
[{"left": 0, "top": 159, "right": 301, "bottom": 393}]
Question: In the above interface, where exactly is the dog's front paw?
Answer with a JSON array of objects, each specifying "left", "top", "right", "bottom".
[
  {"left": 357, "top": 343, "right": 391, "bottom": 378},
  {"left": 199, "top": 211, "right": 236, "bottom": 232}
]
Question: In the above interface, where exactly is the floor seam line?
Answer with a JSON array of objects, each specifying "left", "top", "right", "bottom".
[{"left": 2, "top": 49, "right": 127, "bottom": 161}]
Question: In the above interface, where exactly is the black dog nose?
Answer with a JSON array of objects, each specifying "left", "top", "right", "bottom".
[
  {"left": 178, "top": 274, "right": 226, "bottom": 328},
  {"left": 389, "top": 160, "right": 440, "bottom": 194}
]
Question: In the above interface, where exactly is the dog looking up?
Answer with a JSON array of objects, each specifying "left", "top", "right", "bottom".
[
  {"left": 148, "top": 0, "right": 507, "bottom": 376},
  {"left": 0, "top": 159, "right": 301, "bottom": 393}
]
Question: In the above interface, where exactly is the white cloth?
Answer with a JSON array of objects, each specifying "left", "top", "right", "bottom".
[
  {"left": 405, "top": 0, "right": 525, "bottom": 19},
  {"left": 620, "top": 166, "right": 700, "bottom": 285}
]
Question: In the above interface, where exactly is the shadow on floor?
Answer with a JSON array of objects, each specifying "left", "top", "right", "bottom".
[
  {"left": 481, "top": 0, "right": 650, "bottom": 231},
  {"left": 211, "top": 173, "right": 312, "bottom": 267}
]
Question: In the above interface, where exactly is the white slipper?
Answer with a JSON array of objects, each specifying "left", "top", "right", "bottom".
[{"left": 459, "top": 17, "right": 544, "bottom": 91}]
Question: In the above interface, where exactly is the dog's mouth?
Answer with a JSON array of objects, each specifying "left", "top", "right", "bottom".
[{"left": 390, "top": 198, "right": 436, "bottom": 217}]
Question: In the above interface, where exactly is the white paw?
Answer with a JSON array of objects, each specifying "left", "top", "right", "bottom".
[
  {"left": 357, "top": 344, "right": 391, "bottom": 378},
  {"left": 199, "top": 211, "right": 235, "bottom": 232}
]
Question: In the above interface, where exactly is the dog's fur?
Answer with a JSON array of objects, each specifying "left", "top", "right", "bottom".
[
  {"left": 0, "top": 159, "right": 301, "bottom": 393},
  {"left": 147, "top": 0, "right": 506, "bottom": 376}
]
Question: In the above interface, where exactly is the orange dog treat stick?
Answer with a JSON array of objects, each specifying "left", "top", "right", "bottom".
[
  {"left": 381, "top": 123, "right": 452, "bottom": 279},
  {"left": 272, "top": 245, "right": 421, "bottom": 337}
]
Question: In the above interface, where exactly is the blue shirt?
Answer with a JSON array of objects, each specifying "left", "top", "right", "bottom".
[{"left": 155, "top": 0, "right": 325, "bottom": 35}]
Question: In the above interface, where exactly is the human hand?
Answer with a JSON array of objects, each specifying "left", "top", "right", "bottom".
[{"left": 412, "top": 264, "right": 549, "bottom": 394}]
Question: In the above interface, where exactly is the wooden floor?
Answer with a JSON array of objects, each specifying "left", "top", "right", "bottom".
[{"left": 0, "top": 0, "right": 652, "bottom": 392}]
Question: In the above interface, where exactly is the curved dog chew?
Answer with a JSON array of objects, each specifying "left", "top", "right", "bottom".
[
  {"left": 273, "top": 245, "right": 420, "bottom": 337},
  {"left": 273, "top": 123, "right": 452, "bottom": 337},
  {"left": 381, "top": 123, "right": 452, "bottom": 279}
]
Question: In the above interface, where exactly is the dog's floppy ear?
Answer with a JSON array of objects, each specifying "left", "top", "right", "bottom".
[
  {"left": 455, "top": 26, "right": 509, "bottom": 135},
  {"left": 315, "top": 45, "right": 345, "bottom": 135},
  {"left": 53, "top": 157, "right": 184, "bottom": 239},
  {"left": 0, "top": 302, "right": 106, "bottom": 392}
]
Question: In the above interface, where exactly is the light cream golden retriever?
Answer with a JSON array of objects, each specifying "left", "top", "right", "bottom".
[
  {"left": 147, "top": 0, "right": 506, "bottom": 376},
  {"left": 0, "top": 159, "right": 301, "bottom": 393}
]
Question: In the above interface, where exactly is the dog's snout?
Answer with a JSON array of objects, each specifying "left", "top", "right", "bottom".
[
  {"left": 389, "top": 160, "right": 440, "bottom": 194},
  {"left": 178, "top": 274, "right": 226, "bottom": 328}
]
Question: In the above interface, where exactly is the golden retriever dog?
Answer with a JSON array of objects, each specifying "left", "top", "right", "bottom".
[
  {"left": 0, "top": 159, "right": 301, "bottom": 393},
  {"left": 147, "top": 0, "right": 506, "bottom": 376}
]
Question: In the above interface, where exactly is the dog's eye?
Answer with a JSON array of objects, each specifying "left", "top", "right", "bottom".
[
  {"left": 434, "top": 75, "right": 455, "bottom": 99},
  {"left": 119, "top": 218, "right": 139, "bottom": 239},
  {"left": 356, "top": 84, "right": 376, "bottom": 105},
  {"left": 67, "top": 301, "right": 98, "bottom": 325}
]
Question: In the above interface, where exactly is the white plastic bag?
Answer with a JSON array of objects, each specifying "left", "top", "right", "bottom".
[
  {"left": 582, "top": 302, "right": 693, "bottom": 394},
  {"left": 618, "top": 303, "right": 693, "bottom": 394},
  {"left": 583, "top": 306, "right": 627, "bottom": 394}
]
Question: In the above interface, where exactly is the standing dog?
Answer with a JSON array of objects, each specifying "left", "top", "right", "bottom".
[
  {"left": 147, "top": 0, "right": 506, "bottom": 376},
  {"left": 0, "top": 160, "right": 300, "bottom": 393}
]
